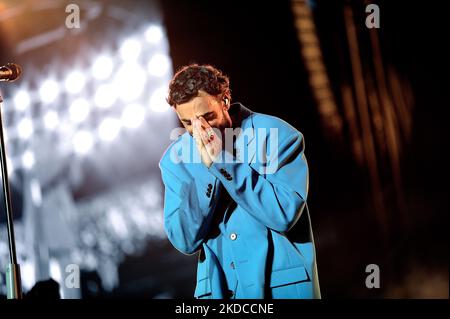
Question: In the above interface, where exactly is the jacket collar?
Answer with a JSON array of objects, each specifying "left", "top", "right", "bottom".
[{"left": 228, "top": 102, "right": 255, "bottom": 147}]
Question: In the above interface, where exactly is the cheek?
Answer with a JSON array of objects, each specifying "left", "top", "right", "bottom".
[
  {"left": 208, "top": 114, "right": 223, "bottom": 127},
  {"left": 182, "top": 123, "right": 193, "bottom": 134},
  {"left": 208, "top": 119, "right": 219, "bottom": 127}
]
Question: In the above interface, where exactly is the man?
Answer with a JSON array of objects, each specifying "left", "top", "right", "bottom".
[{"left": 159, "top": 64, "right": 321, "bottom": 299}]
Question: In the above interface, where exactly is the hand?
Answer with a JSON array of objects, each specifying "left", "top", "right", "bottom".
[{"left": 192, "top": 117, "right": 222, "bottom": 168}]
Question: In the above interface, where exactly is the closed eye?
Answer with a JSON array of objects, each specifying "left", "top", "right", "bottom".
[
  {"left": 181, "top": 111, "right": 215, "bottom": 125},
  {"left": 202, "top": 112, "right": 215, "bottom": 121}
]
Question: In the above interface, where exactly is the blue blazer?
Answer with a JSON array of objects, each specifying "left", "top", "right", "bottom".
[{"left": 159, "top": 103, "right": 321, "bottom": 299}]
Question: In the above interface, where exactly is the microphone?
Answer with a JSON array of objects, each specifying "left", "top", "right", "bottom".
[{"left": 0, "top": 63, "right": 22, "bottom": 82}]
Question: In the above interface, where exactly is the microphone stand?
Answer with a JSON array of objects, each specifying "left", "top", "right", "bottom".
[{"left": 0, "top": 92, "right": 22, "bottom": 299}]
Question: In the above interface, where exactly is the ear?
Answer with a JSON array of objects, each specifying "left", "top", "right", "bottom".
[{"left": 222, "top": 94, "right": 231, "bottom": 110}]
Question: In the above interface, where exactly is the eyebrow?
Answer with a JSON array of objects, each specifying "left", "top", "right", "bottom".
[{"left": 181, "top": 111, "right": 215, "bottom": 123}]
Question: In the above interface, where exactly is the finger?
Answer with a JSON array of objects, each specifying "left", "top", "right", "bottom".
[
  {"left": 204, "top": 142, "right": 214, "bottom": 157},
  {"left": 198, "top": 117, "right": 216, "bottom": 142},
  {"left": 192, "top": 119, "right": 204, "bottom": 147},
  {"left": 192, "top": 125, "right": 200, "bottom": 142},
  {"left": 198, "top": 116, "right": 211, "bottom": 130},
  {"left": 199, "top": 126, "right": 211, "bottom": 146},
  {"left": 193, "top": 117, "right": 202, "bottom": 135},
  {"left": 193, "top": 118, "right": 208, "bottom": 142},
  {"left": 197, "top": 117, "right": 217, "bottom": 142},
  {"left": 204, "top": 133, "right": 220, "bottom": 160}
]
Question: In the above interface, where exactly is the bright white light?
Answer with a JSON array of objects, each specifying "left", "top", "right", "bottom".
[
  {"left": 13, "top": 90, "right": 31, "bottom": 111},
  {"left": 94, "top": 83, "right": 117, "bottom": 108},
  {"left": 44, "top": 110, "right": 59, "bottom": 130},
  {"left": 64, "top": 70, "right": 86, "bottom": 94},
  {"left": 49, "top": 258, "right": 64, "bottom": 298},
  {"left": 122, "top": 103, "right": 146, "bottom": 129},
  {"left": 98, "top": 118, "right": 121, "bottom": 142},
  {"left": 70, "top": 98, "right": 90, "bottom": 123},
  {"left": 119, "top": 38, "right": 142, "bottom": 62},
  {"left": 6, "top": 158, "right": 14, "bottom": 174},
  {"left": 39, "top": 79, "right": 60, "bottom": 104},
  {"left": 73, "top": 130, "right": 94, "bottom": 155},
  {"left": 147, "top": 53, "right": 171, "bottom": 77},
  {"left": 30, "top": 178, "right": 42, "bottom": 206},
  {"left": 49, "top": 259, "right": 62, "bottom": 284},
  {"left": 113, "top": 62, "right": 146, "bottom": 102},
  {"left": 92, "top": 55, "right": 114, "bottom": 80},
  {"left": 18, "top": 118, "right": 33, "bottom": 139},
  {"left": 145, "top": 25, "right": 163, "bottom": 44},
  {"left": 108, "top": 208, "right": 129, "bottom": 239},
  {"left": 22, "top": 150, "right": 35, "bottom": 169},
  {"left": 20, "top": 260, "right": 35, "bottom": 291},
  {"left": 149, "top": 86, "right": 170, "bottom": 112}
]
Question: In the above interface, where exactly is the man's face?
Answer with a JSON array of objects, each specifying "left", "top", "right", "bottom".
[{"left": 174, "top": 90, "right": 232, "bottom": 136}]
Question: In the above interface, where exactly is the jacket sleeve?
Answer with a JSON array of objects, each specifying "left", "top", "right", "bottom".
[
  {"left": 160, "top": 163, "right": 216, "bottom": 255},
  {"left": 208, "top": 132, "right": 308, "bottom": 233}
]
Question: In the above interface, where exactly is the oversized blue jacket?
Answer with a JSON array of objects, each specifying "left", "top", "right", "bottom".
[{"left": 159, "top": 103, "right": 321, "bottom": 299}]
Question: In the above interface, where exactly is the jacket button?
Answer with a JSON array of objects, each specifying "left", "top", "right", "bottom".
[
  {"left": 225, "top": 290, "right": 234, "bottom": 298},
  {"left": 230, "top": 262, "right": 235, "bottom": 269},
  {"left": 206, "top": 191, "right": 211, "bottom": 198},
  {"left": 230, "top": 233, "right": 237, "bottom": 241}
]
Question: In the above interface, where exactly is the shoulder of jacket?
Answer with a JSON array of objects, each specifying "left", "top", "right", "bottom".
[
  {"left": 251, "top": 112, "right": 302, "bottom": 140},
  {"left": 159, "top": 132, "right": 186, "bottom": 170}
]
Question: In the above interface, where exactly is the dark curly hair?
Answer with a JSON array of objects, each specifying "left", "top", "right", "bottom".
[{"left": 166, "top": 64, "right": 230, "bottom": 107}]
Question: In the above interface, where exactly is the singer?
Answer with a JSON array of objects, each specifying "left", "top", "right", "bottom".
[{"left": 159, "top": 64, "right": 321, "bottom": 299}]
